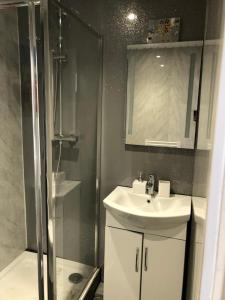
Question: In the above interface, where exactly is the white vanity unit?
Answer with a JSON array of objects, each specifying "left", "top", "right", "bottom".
[{"left": 103, "top": 186, "right": 191, "bottom": 300}]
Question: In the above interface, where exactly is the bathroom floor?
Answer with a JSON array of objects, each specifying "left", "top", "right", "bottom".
[{"left": 0, "top": 251, "right": 94, "bottom": 300}]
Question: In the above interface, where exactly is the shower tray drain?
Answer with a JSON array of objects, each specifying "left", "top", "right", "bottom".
[{"left": 68, "top": 273, "right": 83, "bottom": 284}]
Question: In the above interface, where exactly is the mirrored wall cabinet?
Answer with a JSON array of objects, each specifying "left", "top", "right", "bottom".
[
  {"left": 197, "top": 40, "right": 219, "bottom": 150},
  {"left": 126, "top": 41, "right": 203, "bottom": 149}
]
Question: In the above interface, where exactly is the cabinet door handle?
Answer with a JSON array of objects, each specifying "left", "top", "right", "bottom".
[
  {"left": 135, "top": 248, "right": 139, "bottom": 272},
  {"left": 144, "top": 247, "right": 148, "bottom": 271}
]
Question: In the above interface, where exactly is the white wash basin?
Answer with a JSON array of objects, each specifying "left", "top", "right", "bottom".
[{"left": 103, "top": 186, "right": 191, "bottom": 229}]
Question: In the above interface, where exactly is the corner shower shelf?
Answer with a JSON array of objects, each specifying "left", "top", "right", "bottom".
[{"left": 55, "top": 180, "right": 81, "bottom": 198}]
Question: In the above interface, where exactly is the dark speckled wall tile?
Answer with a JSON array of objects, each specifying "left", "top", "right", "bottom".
[
  {"left": 192, "top": 150, "right": 210, "bottom": 197},
  {"left": 125, "top": 145, "right": 194, "bottom": 195}
]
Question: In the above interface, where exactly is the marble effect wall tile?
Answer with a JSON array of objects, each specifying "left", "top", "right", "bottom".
[{"left": 0, "top": 9, "right": 26, "bottom": 271}]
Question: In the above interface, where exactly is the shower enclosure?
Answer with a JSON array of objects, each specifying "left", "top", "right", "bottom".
[
  {"left": 46, "top": 0, "right": 102, "bottom": 299},
  {"left": 0, "top": 0, "right": 102, "bottom": 299}
]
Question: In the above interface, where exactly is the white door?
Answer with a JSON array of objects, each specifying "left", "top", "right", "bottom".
[
  {"left": 104, "top": 227, "right": 142, "bottom": 300},
  {"left": 141, "top": 234, "right": 186, "bottom": 300}
]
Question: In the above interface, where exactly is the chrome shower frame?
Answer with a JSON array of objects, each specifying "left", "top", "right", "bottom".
[
  {"left": 0, "top": 0, "right": 39, "bottom": 8},
  {"left": 57, "top": 2, "right": 63, "bottom": 137},
  {"left": 0, "top": 1, "right": 45, "bottom": 299}
]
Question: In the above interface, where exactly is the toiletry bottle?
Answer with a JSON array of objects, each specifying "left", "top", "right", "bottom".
[{"left": 132, "top": 172, "right": 147, "bottom": 194}]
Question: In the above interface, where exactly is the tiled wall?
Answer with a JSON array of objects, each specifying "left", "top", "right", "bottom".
[{"left": 0, "top": 9, "right": 26, "bottom": 271}]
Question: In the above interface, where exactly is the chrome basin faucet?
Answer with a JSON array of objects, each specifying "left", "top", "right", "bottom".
[{"left": 146, "top": 175, "right": 155, "bottom": 196}]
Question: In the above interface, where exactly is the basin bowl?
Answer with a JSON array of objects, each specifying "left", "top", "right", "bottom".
[{"left": 103, "top": 186, "right": 191, "bottom": 229}]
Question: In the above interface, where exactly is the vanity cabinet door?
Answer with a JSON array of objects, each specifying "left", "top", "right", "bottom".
[
  {"left": 141, "top": 234, "right": 186, "bottom": 300},
  {"left": 104, "top": 227, "right": 143, "bottom": 300}
]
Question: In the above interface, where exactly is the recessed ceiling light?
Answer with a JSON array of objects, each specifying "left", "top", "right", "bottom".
[
  {"left": 156, "top": 55, "right": 161, "bottom": 58},
  {"left": 160, "top": 64, "right": 165, "bottom": 67},
  {"left": 127, "top": 13, "right": 137, "bottom": 21}
]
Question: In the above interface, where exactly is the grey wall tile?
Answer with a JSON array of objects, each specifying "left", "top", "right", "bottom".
[
  {"left": 192, "top": 150, "right": 210, "bottom": 197},
  {"left": 0, "top": 9, "right": 26, "bottom": 271}
]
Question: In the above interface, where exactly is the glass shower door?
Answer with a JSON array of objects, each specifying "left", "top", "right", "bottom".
[
  {"left": 0, "top": 1, "right": 45, "bottom": 300},
  {"left": 44, "top": 0, "right": 102, "bottom": 299}
]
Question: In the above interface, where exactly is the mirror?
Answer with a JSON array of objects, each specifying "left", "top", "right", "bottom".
[{"left": 126, "top": 41, "right": 203, "bottom": 149}]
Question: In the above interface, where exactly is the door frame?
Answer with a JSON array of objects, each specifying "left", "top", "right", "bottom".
[{"left": 40, "top": 0, "right": 56, "bottom": 298}]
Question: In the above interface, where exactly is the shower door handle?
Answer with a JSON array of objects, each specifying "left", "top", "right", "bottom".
[
  {"left": 135, "top": 248, "right": 140, "bottom": 272},
  {"left": 144, "top": 247, "right": 148, "bottom": 271}
]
